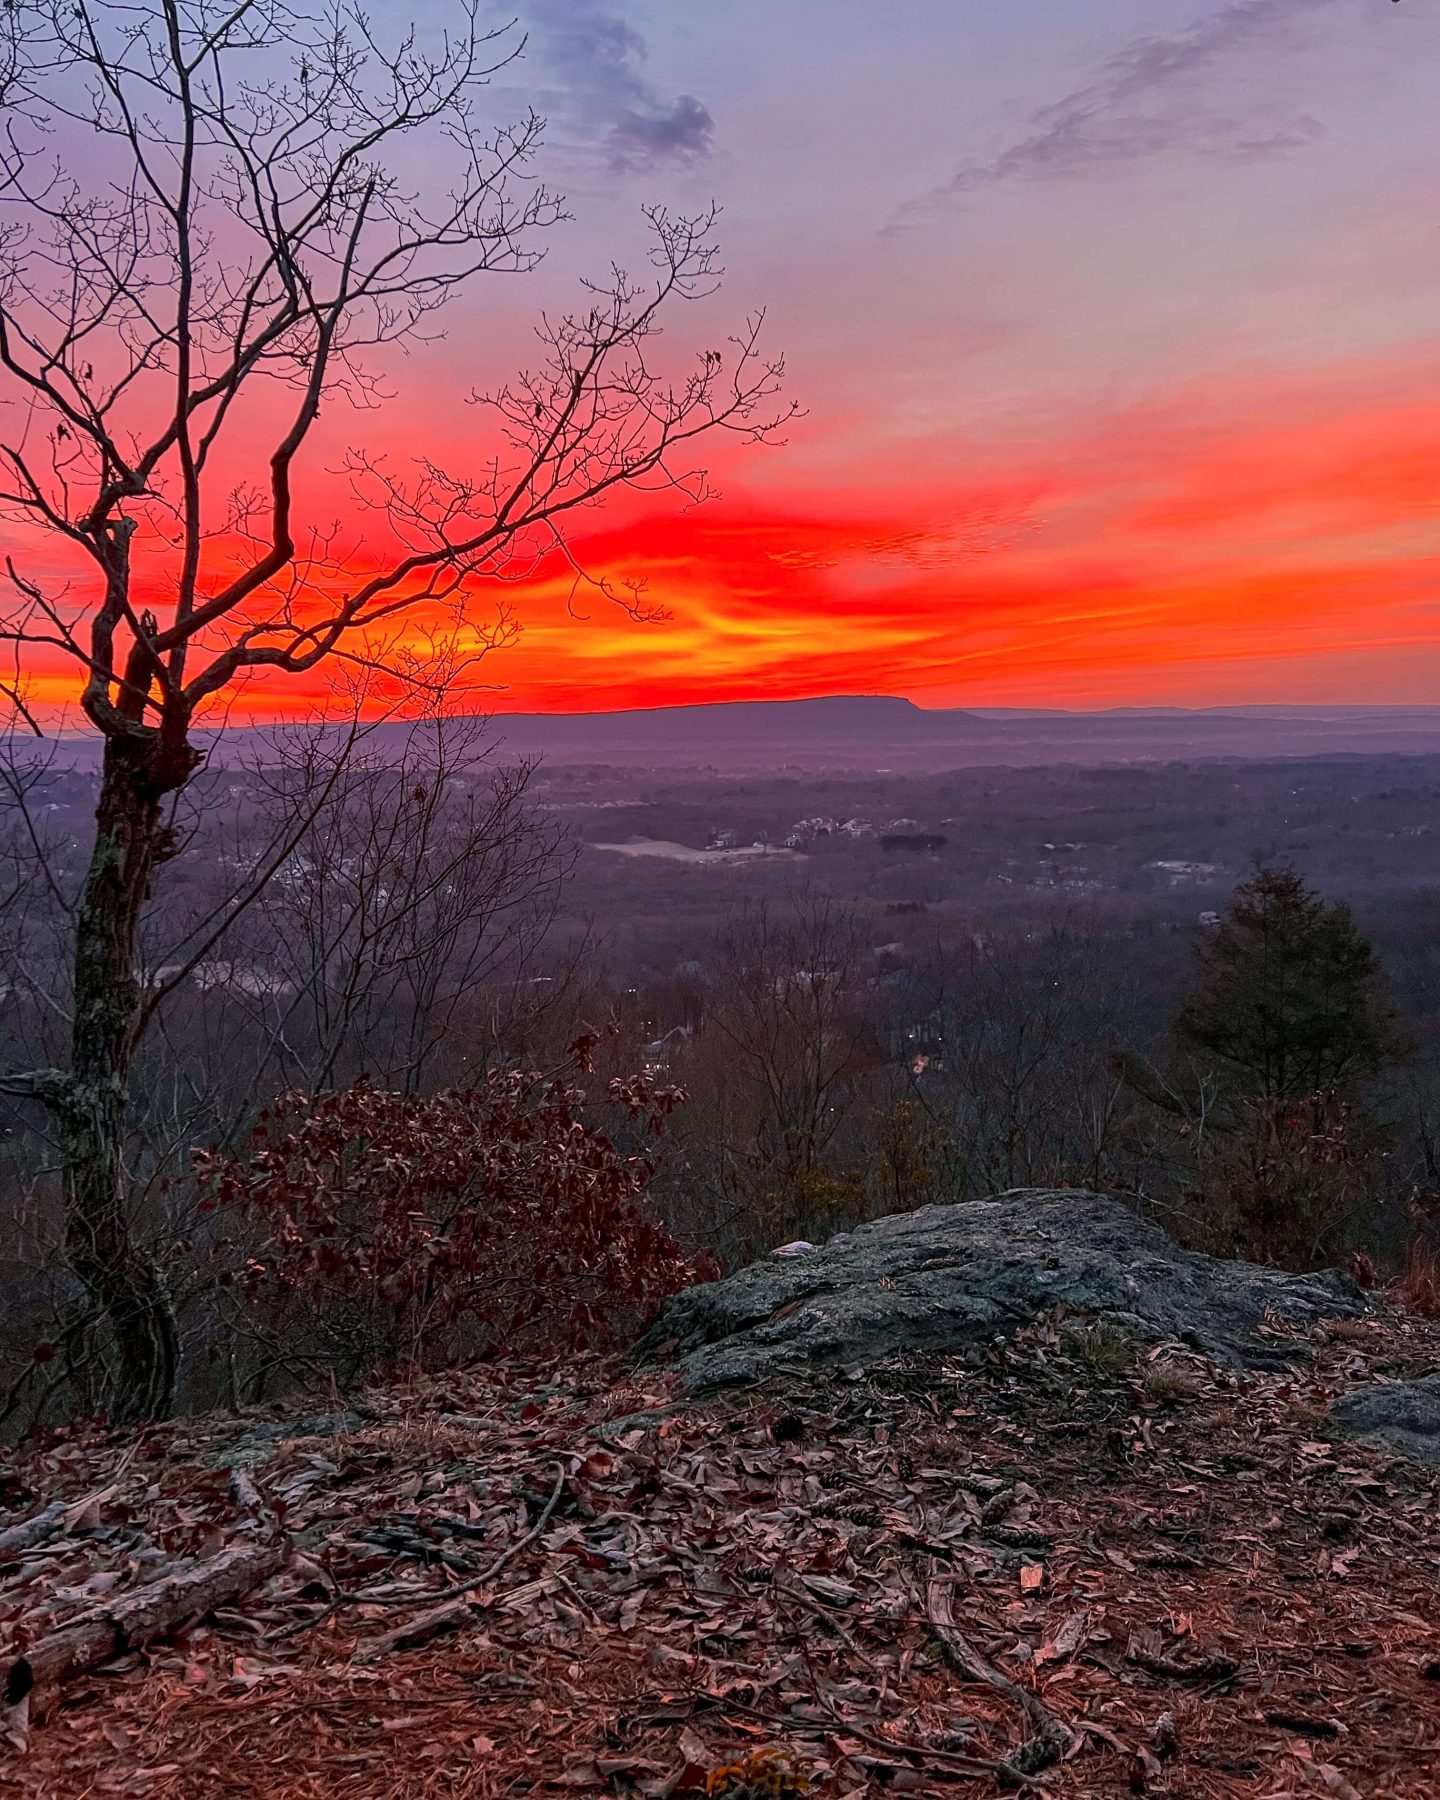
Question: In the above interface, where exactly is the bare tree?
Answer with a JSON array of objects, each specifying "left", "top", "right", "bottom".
[
  {"left": 0, "top": 712, "right": 581, "bottom": 1431},
  {"left": 188, "top": 715, "right": 567, "bottom": 1097},
  {"left": 904, "top": 920, "right": 1140, "bottom": 1197},
  {"left": 700, "top": 892, "right": 879, "bottom": 1246},
  {"left": 0, "top": 0, "right": 790, "bottom": 1418}
]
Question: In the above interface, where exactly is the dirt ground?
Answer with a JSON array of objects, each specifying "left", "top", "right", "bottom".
[{"left": 2, "top": 1307, "right": 1437, "bottom": 1798}]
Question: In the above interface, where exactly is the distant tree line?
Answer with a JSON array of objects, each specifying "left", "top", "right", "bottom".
[{"left": 1, "top": 713, "right": 1433, "bottom": 1436}]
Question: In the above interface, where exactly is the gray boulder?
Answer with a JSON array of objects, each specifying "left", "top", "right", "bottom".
[
  {"left": 210, "top": 1410, "right": 369, "bottom": 1470},
  {"left": 640, "top": 1190, "right": 1364, "bottom": 1389},
  {"left": 1331, "top": 1374, "right": 1440, "bottom": 1464}
]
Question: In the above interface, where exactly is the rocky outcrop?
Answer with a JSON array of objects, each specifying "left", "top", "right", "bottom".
[
  {"left": 640, "top": 1189, "right": 1365, "bottom": 1390},
  {"left": 1331, "top": 1373, "right": 1440, "bottom": 1465}
]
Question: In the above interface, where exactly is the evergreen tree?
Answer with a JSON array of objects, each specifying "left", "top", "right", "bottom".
[{"left": 1175, "top": 864, "right": 1403, "bottom": 1105}]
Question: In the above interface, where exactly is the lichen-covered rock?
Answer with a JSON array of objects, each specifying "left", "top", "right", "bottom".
[
  {"left": 1330, "top": 1373, "right": 1440, "bottom": 1464},
  {"left": 210, "top": 1410, "right": 369, "bottom": 1469},
  {"left": 638, "top": 1189, "right": 1365, "bottom": 1390}
]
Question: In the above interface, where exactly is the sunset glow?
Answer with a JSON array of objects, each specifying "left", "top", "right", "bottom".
[{"left": 9, "top": 0, "right": 1440, "bottom": 718}]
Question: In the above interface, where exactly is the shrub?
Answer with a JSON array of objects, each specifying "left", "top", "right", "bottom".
[
  {"left": 1172, "top": 1089, "right": 1386, "bottom": 1269},
  {"left": 195, "top": 1048, "right": 710, "bottom": 1385},
  {"left": 1059, "top": 1318, "right": 1137, "bottom": 1377},
  {"left": 1141, "top": 1359, "right": 1203, "bottom": 1405},
  {"left": 1395, "top": 1240, "right": 1440, "bottom": 1320}
]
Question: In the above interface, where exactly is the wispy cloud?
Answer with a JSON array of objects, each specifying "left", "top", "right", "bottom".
[
  {"left": 942, "top": 0, "right": 1332, "bottom": 196},
  {"left": 525, "top": 0, "right": 714, "bottom": 171}
]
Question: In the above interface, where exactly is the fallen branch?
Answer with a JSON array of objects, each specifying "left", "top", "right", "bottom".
[
  {"left": 804, "top": 1705, "right": 1038, "bottom": 1786},
  {"left": 3, "top": 1540, "right": 287, "bottom": 1714},
  {"left": 0, "top": 1503, "right": 67, "bottom": 1560},
  {"left": 290, "top": 1462, "right": 571, "bottom": 1657},
  {"left": 925, "top": 1570, "right": 1072, "bottom": 1778},
  {"left": 1264, "top": 1707, "right": 1342, "bottom": 1739},
  {"left": 227, "top": 1468, "right": 265, "bottom": 1512},
  {"left": 0, "top": 1458, "right": 137, "bottom": 1563},
  {"left": 358, "top": 1460, "right": 567, "bottom": 1612},
  {"left": 356, "top": 1597, "right": 479, "bottom": 1661}
]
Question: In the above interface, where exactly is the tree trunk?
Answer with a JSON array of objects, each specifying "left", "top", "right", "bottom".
[
  {"left": 61, "top": 734, "right": 183, "bottom": 1424},
  {"left": 4, "top": 1539, "right": 287, "bottom": 1712}
]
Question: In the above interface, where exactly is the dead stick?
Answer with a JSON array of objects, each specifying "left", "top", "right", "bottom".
[
  {"left": 355, "top": 1597, "right": 476, "bottom": 1661},
  {"left": 726, "top": 1693, "right": 1032, "bottom": 1787},
  {"left": 272, "top": 1462, "right": 569, "bottom": 1647},
  {"left": 0, "top": 1503, "right": 66, "bottom": 1559},
  {"left": 358, "top": 1461, "right": 568, "bottom": 1609},
  {"left": 925, "top": 1570, "right": 1072, "bottom": 1777},
  {"left": 4, "top": 1540, "right": 287, "bottom": 1712},
  {"left": 227, "top": 1468, "right": 264, "bottom": 1512},
  {"left": 0, "top": 1458, "right": 135, "bottom": 1560}
]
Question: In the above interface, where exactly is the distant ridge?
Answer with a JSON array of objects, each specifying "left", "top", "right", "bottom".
[
  {"left": 44, "top": 694, "right": 1440, "bottom": 772},
  {"left": 965, "top": 704, "right": 1440, "bottom": 720},
  {"left": 495, "top": 693, "right": 933, "bottom": 722},
  {"left": 463, "top": 695, "right": 1440, "bottom": 769},
  {"left": 485, "top": 693, "right": 968, "bottom": 749}
]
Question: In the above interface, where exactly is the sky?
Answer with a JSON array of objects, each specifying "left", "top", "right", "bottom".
[{"left": 11, "top": 0, "right": 1440, "bottom": 714}]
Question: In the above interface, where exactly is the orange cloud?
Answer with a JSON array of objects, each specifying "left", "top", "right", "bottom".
[
  {"left": 438, "top": 349, "right": 1440, "bottom": 710},
  {"left": 11, "top": 348, "right": 1440, "bottom": 720}
]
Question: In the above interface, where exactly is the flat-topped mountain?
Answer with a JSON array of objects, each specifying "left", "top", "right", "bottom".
[
  {"left": 459, "top": 696, "right": 1440, "bottom": 769},
  {"left": 44, "top": 695, "right": 1440, "bottom": 771},
  {"left": 482, "top": 693, "right": 962, "bottom": 761}
]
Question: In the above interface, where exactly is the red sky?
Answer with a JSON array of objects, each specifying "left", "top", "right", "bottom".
[
  {"left": 19, "top": 343, "right": 1440, "bottom": 719},
  {"left": 10, "top": 0, "right": 1440, "bottom": 721},
  {"left": 462, "top": 350, "right": 1440, "bottom": 712}
]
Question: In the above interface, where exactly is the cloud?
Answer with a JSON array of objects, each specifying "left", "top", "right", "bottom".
[
  {"left": 525, "top": 0, "right": 714, "bottom": 170},
  {"left": 943, "top": 0, "right": 1332, "bottom": 195}
]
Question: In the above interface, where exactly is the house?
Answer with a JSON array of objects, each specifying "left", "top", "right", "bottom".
[
  {"left": 190, "top": 961, "right": 296, "bottom": 999},
  {"left": 1148, "top": 860, "right": 1224, "bottom": 886},
  {"left": 893, "top": 1007, "right": 949, "bottom": 1072},
  {"left": 642, "top": 1024, "right": 693, "bottom": 1075}
]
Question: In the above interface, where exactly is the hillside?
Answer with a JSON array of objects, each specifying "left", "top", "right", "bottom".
[{"left": 2, "top": 1206, "right": 1438, "bottom": 1799}]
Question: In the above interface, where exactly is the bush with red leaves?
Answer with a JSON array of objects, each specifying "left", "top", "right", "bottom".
[{"left": 195, "top": 1053, "right": 710, "bottom": 1381}]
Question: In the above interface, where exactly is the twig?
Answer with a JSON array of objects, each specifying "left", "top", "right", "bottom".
[
  {"left": 925, "top": 1569, "right": 1073, "bottom": 1779},
  {"left": 718, "top": 1691, "right": 1033, "bottom": 1787},
  {"left": 367, "top": 1459, "right": 568, "bottom": 1607},
  {"left": 268, "top": 1460, "right": 568, "bottom": 1644}
]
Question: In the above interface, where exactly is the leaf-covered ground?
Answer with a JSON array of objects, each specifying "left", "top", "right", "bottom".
[{"left": 2, "top": 1307, "right": 1438, "bottom": 1799}]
